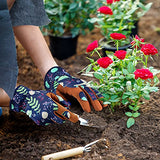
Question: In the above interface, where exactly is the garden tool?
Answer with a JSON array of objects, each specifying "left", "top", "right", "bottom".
[
  {"left": 44, "top": 66, "right": 108, "bottom": 113},
  {"left": 41, "top": 139, "right": 108, "bottom": 160}
]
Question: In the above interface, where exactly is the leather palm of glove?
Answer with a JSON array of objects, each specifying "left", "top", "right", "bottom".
[
  {"left": 44, "top": 66, "right": 107, "bottom": 112},
  {"left": 10, "top": 85, "right": 79, "bottom": 125}
]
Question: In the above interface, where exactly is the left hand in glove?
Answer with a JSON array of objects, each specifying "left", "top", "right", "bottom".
[
  {"left": 44, "top": 66, "right": 107, "bottom": 112},
  {"left": 10, "top": 85, "right": 79, "bottom": 125}
]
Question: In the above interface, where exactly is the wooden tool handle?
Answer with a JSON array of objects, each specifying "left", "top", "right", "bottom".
[{"left": 41, "top": 147, "right": 84, "bottom": 160}]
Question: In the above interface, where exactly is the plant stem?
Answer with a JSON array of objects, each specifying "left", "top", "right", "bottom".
[
  {"left": 116, "top": 40, "right": 119, "bottom": 51},
  {"left": 145, "top": 55, "right": 148, "bottom": 67},
  {"left": 121, "top": 60, "right": 124, "bottom": 73},
  {"left": 95, "top": 49, "right": 102, "bottom": 58}
]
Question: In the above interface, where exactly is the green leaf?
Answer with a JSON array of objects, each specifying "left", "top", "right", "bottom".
[
  {"left": 126, "top": 74, "right": 135, "bottom": 79},
  {"left": 69, "top": 3, "right": 77, "bottom": 10},
  {"left": 103, "top": 101, "right": 111, "bottom": 105},
  {"left": 109, "top": 98, "right": 120, "bottom": 102},
  {"left": 127, "top": 118, "right": 135, "bottom": 128},
  {"left": 143, "top": 94, "right": 150, "bottom": 100},
  {"left": 123, "top": 92, "right": 134, "bottom": 96},
  {"left": 132, "top": 112, "right": 140, "bottom": 118},
  {"left": 127, "top": 62, "right": 135, "bottom": 73},
  {"left": 103, "top": 94, "right": 110, "bottom": 99},
  {"left": 110, "top": 95, "right": 118, "bottom": 100},
  {"left": 126, "top": 81, "right": 132, "bottom": 90},
  {"left": 125, "top": 112, "right": 133, "bottom": 117},
  {"left": 86, "top": 65, "right": 92, "bottom": 73},
  {"left": 119, "top": 75, "right": 125, "bottom": 79},
  {"left": 126, "top": 7, "right": 138, "bottom": 15},
  {"left": 93, "top": 72, "right": 103, "bottom": 79},
  {"left": 123, "top": 69, "right": 129, "bottom": 75},
  {"left": 122, "top": 99, "right": 129, "bottom": 105},
  {"left": 129, "top": 105, "right": 134, "bottom": 110},
  {"left": 132, "top": 106, "right": 140, "bottom": 112},
  {"left": 154, "top": 76, "right": 159, "bottom": 84}
]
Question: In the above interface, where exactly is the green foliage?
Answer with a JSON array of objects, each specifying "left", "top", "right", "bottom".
[
  {"left": 43, "top": 0, "right": 101, "bottom": 37},
  {"left": 127, "top": 117, "right": 135, "bottom": 128},
  {"left": 82, "top": 36, "right": 160, "bottom": 128},
  {"left": 90, "top": 0, "right": 152, "bottom": 41}
]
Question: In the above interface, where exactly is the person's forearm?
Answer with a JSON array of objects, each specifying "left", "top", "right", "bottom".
[
  {"left": 13, "top": 25, "right": 58, "bottom": 78},
  {"left": 7, "top": 0, "right": 15, "bottom": 10}
]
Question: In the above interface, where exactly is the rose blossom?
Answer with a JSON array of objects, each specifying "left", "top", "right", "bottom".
[
  {"left": 86, "top": 40, "right": 98, "bottom": 52},
  {"left": 131, "top": 35, "right": 144, "bottom": 48},
  {"left": 110, "top": 33, "right": 126, "bottom": 40},
  {"left": 97, "top": 6, "right": 113, "bottom": 15},
  {"left": 97, "top": 57, "right": 113, "bottom": 68},
  {"left": 141, "top": 44, "right": 158, "bottom": 55},
  {"left": 107, "top": 0, "right": 113, "bottom": 4},
  {"left": 114, "top": 50, "right": 127, "bottom": 60},
  {"left": 134, "top": 68, "right": 153, "bottom": 80}
]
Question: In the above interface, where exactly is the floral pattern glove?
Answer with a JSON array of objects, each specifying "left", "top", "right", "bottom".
[
  {"left": 44, "top": 66, "right": 107, "bottom": 112},
  {"left": 10, "top": 85, "right": 79, "bottom": 125}
]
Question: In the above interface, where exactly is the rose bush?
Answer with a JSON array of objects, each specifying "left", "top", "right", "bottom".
[
  {"left": 81, "top": 34, "right": 160, "bottom": 128},
  {"left": 89, "top": 0, "right": 152, "bottom": 46}
]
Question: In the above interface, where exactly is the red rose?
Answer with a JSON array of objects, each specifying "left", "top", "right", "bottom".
[
  {"left": 131, "top": 35, "right": 144, "bottom": 49},
  {"left": 107, "top": 0, "right": 113, "bottom": 4},
  {"left": 114, "top": 50, "right": 127, "bottom": 60},
  {"left": 86, "top": 40, "right": 98, "bottom": 52},
  {"left": 114, "top": 0, "right": 120, "bottom": 1},
  {"left": 97, "top": 6, "right": 113, "bottom": 15},
  {"left": 110, "top": 33, "right": 126, "bottom": 40},
  {"left": 141, "top": 44, "right": 158, "bottom": 55},
  {"left": 134, "top": 68, "right": 153, "bottom": 80},
  {"left": 97, "top": 57, "right": 113, "bottom": 68}
]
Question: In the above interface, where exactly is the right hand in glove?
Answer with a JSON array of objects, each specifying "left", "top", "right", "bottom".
[
  {"left": 10, "top": 85, "right": 79, "bottom": 125},
  {"left": 44, "top": 66, "right": 107, "bottom": 113}
]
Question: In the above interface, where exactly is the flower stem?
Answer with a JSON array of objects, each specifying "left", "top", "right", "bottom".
[
  {"left": 116, "top": 40, "right": 119, "bottom": 51},
  {"left": 95, "top": 49, "right": 102, "bottom": 58},
  {"left": 121, "top": 60, "right": 123, "bottom": 72},
  {"left": 145, "top": 55, "right": 148, "bottom": 67}
]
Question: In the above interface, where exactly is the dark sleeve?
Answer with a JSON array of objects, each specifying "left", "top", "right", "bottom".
[
  {"left": 0, "top": 0, "right": 18, "bottom": 98},
  {"left": 10, "top": 0, "right": 50, "bottom": 27}
]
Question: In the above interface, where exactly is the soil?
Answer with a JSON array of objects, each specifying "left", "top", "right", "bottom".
[{"left": 1, "top": 0, "right": 160, "bottom": 160}]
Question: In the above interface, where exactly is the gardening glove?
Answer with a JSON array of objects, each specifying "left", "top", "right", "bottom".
[
  {"left": 10, "top": 85, "right": 79, "bottom": 125},
  {"left": 44, "top": 66, "right": 107, "bottom": 113}
]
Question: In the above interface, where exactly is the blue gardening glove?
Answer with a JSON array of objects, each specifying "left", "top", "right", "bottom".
[
  {"left": 10, "top": 85, "right": 79, "bottom": 125},
  {"left": 44, "top": 66, "right": 107, "bottom": 112}
]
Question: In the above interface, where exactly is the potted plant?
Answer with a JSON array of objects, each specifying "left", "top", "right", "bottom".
[
  {"left": 89, "top": 0, "right": 152, "bottom": 55},
  {"left": 43, "top": 0, "right": 100, "bottom": 60},
  {"left": 81, "top": 34, "right": 159, "bottom": 128}
]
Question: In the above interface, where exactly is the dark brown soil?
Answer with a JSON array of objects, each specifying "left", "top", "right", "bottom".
[{"left": 1, "top": 0, "right": 160, "bottom": 159}]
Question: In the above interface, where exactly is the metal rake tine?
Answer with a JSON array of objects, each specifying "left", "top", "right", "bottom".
[
  {"left": 84, "top": 146, "right": 91, "bottom": 152},
  {"left": 85, "top": 139, "right": 100, "bottom": 148}
]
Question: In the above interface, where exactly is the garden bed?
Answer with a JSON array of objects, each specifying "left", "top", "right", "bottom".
[{"left": 1, "top": 0, "right": 160, "bottom": 159}]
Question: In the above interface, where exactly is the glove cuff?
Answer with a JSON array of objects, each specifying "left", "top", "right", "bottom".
[
  {"left": 10, "top": 85, "right": 30, "bottom": 112},
  {"left": 44, "top": 66, "right": 70, "bottom": 93}
]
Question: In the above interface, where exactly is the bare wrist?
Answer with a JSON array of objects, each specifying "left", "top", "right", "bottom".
[
  {"left": 7, "top": 0, "right": 15, "bottom": 10},
  {"left": 0, "top": 88, "right": 10, "bottom": 107}
]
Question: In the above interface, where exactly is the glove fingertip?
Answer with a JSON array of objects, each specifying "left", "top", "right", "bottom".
[{"left": 83, "top": 107, "right": 91, "bottom": 113}]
